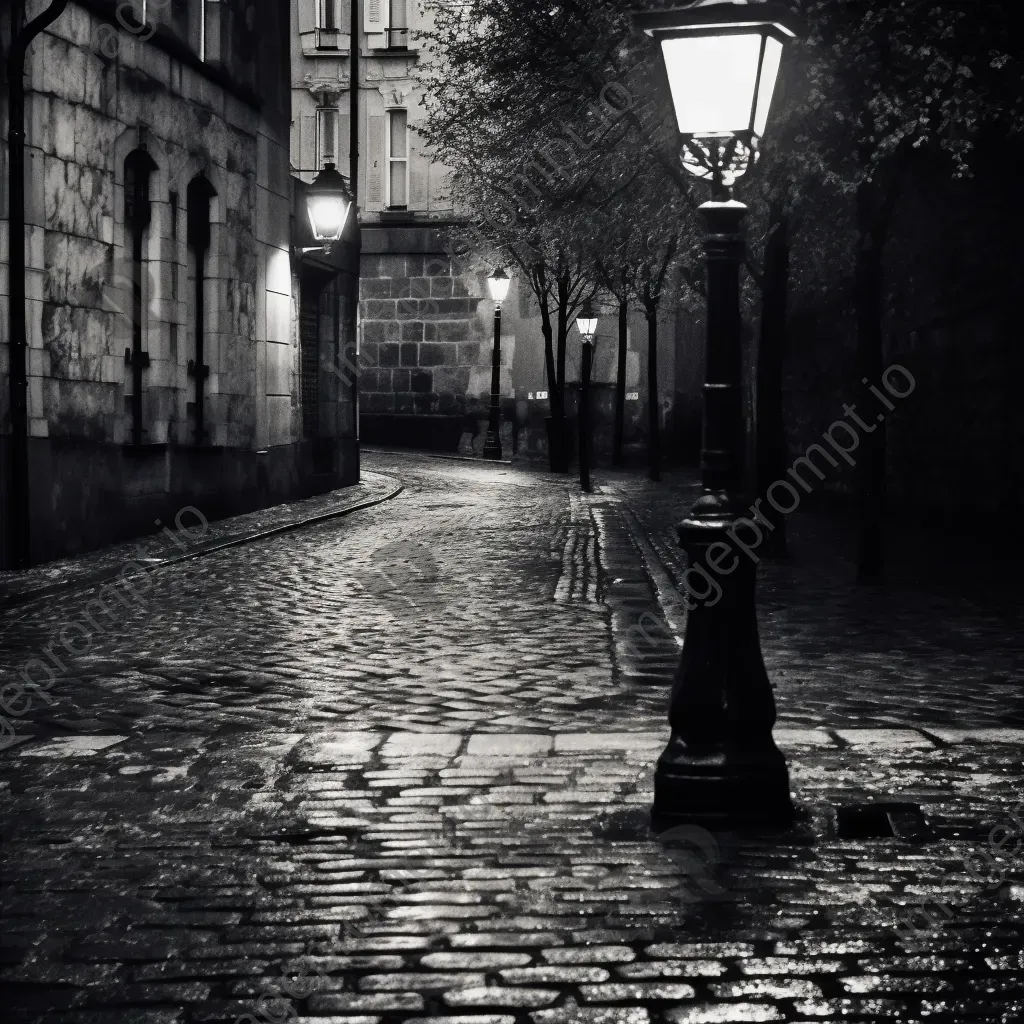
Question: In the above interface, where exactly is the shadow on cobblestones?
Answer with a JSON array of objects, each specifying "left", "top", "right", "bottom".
[{"left": 603, "top": 467, "right": 1024, "bottom": 729}]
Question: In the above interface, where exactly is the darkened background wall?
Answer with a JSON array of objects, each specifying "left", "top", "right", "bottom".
[{"left": 773, "top": 134, "right": 1024, "bottom": 520}]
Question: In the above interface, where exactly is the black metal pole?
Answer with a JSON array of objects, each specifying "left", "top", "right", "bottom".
[
  {"left": 483, "top": 304, "right": 503, "bottom": 460},
  {"left": 647, "top": 302, "right": 660, "bottom": 482},
  {"left": 579, "top": 339, "right": 593, "bottom": 493},
  {"left": 349, "top": 0, "right": 362, "bottom": 470},
  {"left": 5, "top": 0, "right": 69, "bottom": 569},
  {"left": 652, "top": 198, "right": 793, "bottom": 830},
  {"left": 614, "top": 299, "right": 626, "bottom": 466},
  {"left": 350, "top": 0, "right": 359, "bottom": 197}
]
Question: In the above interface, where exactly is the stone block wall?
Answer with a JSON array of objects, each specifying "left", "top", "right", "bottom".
[{"left": 359, "top": 248, "right": 509, "bottom": 432}]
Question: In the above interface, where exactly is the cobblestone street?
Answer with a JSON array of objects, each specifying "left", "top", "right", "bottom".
[{"left": 2, "top": 453, "right": 1023, "bottom": 1023}]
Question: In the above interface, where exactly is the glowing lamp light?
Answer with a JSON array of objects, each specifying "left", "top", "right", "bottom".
[
  {"left": 576, "top": 303, "right": 598, "bottom": 344},
  {"left": 487, "top": 267, "right": 511, "bottom": 304},
  {"left": 634, "top": 1, "right": 799, "bottom": 142},
  {"left": 306, "top": 162, "right": 353, "bottom": 244}
]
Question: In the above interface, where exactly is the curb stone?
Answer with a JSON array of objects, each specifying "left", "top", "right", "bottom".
[{"left": 0, "top": 472, "right": 403, "bottom": 612}]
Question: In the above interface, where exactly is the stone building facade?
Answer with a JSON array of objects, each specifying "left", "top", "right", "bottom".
[
  {"left": 1, "top": 0, "right": 356, "bottom": 567},
  {"left": 290, "top": 0, "right": 683, "bottom": 457}
]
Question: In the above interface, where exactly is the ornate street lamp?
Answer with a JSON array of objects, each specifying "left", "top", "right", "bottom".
[
  {"left": 483, "top": 268, "right": 511, "bottom": 460},
  {"left": 575, "top": 303, "right": 598, "bottom": 493},
  {"left": 305, "top": 162, "right": 353, "bottom": 253},
  {"left": 638, "top": 0, "right": 798, "bottom": 195},
  {"left": 633, "top": 0, "right": 801, "bottom": 829}
]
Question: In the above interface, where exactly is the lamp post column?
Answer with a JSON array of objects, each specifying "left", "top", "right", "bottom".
[
  {"left": 652, "top": 198, "right": 793, "bottom": 830},
  {"left": 483, "top": 302, "right": 503, "bottom": 460},
  {"left": 579, "top": 339, "right": 593, "bottom": 493}
]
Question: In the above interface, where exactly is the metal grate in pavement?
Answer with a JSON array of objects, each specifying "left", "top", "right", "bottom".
[{"left": 835, "top": 802, "right": 933, "bottom": 842}]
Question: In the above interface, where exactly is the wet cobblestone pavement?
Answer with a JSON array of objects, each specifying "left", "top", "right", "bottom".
[
  {"left": 2, "top": 453, "right": 1023, "bottom": 1022},
  {"left": 603, "top": 469, "right": 1024, "bottom": 730},
  {"left": 4, "top": 727, "right": 1024, "bottom": 1023}
]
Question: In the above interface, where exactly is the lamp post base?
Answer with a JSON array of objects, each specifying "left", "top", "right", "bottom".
[
  {"left": 652, "top": 512, "right": 794, "bottom": 831},
  {"left": 653, "top": 738, "right": 793, "bottom": 831},
  {"left": 482, "top": 430, "right": 502, "bottom": 460}
]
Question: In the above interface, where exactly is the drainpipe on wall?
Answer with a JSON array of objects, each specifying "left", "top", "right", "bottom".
[
  {"left": 125, "top": 148, "right": 157, "bottom": 447},
  {"left": 5, "top": 0, "right": 69, "bottom": 569}
]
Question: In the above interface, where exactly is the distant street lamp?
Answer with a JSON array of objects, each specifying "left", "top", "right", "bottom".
[
  {"left": 575, "top": 303, "right": 598, "bottom": 493},
  {"left": 634, "top": 0, "right": 801, "bottom": 829},
  {"left": 483, "top": 268, "right": 511, "bottom": 460},
  {"left": 305, "top": 162, "right": 353, "bottom": 253}
]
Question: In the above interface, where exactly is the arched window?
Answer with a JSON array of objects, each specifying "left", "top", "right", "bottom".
[
  {"left": 124, "top": 148, "right": 158, "bottom": 446},
  {"left": 186, "top": 175, "right": 217, "bottom": 444}
]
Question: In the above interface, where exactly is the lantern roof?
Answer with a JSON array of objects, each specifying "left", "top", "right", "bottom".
[
  {"left": 634, "top": 1, "right": 801, "bottom": 39},
  {"left": 309, "top": 161, "right": 352, "bottom": 196}
]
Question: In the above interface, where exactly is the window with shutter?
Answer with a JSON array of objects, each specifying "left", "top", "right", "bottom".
[
  {"left": 387, "top": 110, "right": 408, "bottom": 208},
  {"left": 164, "top": 0, "right": 191, "bottom": 47},
  {"left": 364, "top": 0, "right": 387, "bottom": 46},
  {"left": 316, "top": 0, "right": 342, "bottom": 47},
  {"left": 366, "top": 115, "right": 386, "bottom": 207},
  {"left": 199, "top": 0, "right": 219, "bottom": 62},
  {"left": 190, "top": 0, "right": 206, "bottom": 59},
  {"left": 298, "top": 0, "right": 316, "bottom": 35},
  {"left": 365, "top": 0, "right": 384, "bottom": 27},
  {"left": 409, "top": 132, "right": 428, "bottom": 209},
  {"left": 388, "top": 0, "right": 408, "bottom": 47},
  {"left": 318, "top": 0, "right": 339, "bottom": 29}
]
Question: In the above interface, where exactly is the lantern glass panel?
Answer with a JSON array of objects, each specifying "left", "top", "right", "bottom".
[
  {"left": 307, "top": 195, "right": 349, "bottom": 241},
  {"left": 660, "top": 31, "right": 764, "bottom": 136},
  {"left": 753, "top": 35, "right": 783, "bottom": 136},
  {"left": 488, "top": 274, "right": 511, "bottom": 303}
]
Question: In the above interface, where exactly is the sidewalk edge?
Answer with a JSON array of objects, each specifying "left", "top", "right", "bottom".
[
  {"left": 0, "top": 474, "right": 404, "bottom": 612},
  {"left": 362, "top": 446, "right": 514, "bottom": 465}
]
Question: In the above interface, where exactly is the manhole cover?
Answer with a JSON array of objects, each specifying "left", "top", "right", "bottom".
[{"left": 835, "top": 802, "right": 932, "bottom": 842}]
